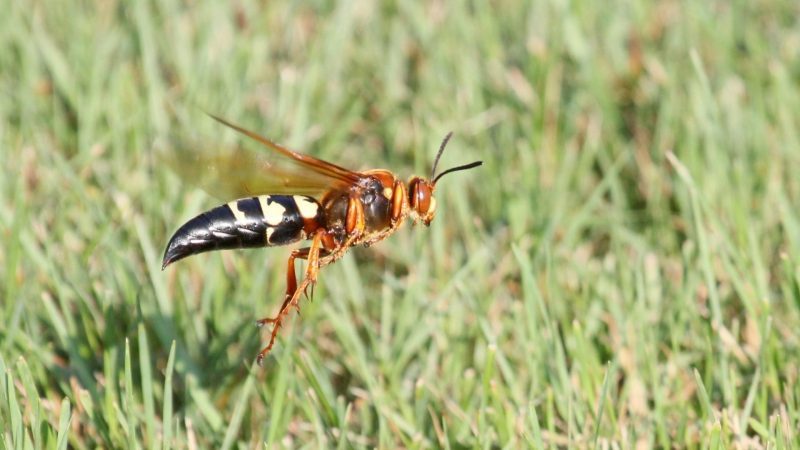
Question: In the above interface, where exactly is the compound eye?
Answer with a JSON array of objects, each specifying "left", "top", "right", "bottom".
[
  {"left": 408, "top": 179, "right": 420, "bottom": 211},
  {"left": 416, "top": 182, "right": 432, "bottom": 214}
]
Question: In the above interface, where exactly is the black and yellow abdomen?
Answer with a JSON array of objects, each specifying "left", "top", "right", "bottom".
[{"left": 162, "top": 195, "right": 324, "bottom": 269}]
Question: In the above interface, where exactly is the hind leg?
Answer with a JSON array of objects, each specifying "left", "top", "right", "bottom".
[
  {"left": 256, "top": 231, "right": 328, "bottom": 364},
  {"left": 256, "top": 247, "right": 314, "bottom": 327}
]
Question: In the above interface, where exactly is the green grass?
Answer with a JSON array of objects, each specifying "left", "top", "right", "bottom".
[{"left": 2, "top": 0, "right": 800, "bottom": 447}]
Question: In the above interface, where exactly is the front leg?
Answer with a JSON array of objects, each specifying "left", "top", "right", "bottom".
[
  {"left": 315, "top": 192, "right": 368, "bottom": 265},
  {"left": 361, "top": 179, "right": 409, "bottom": 247}
]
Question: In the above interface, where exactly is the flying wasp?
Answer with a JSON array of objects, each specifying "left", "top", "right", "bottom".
[{"left": 162, "top": 115, "right": 482, "bottom": 364}]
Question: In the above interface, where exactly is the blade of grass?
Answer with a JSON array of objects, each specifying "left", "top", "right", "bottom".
[{"left": 163, "top": 341, "right": 176, "bottom": 450}]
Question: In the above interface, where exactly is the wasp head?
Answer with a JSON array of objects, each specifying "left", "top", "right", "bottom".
[{"left": 408, "top": 132, "right": 482, "bottom": 226}]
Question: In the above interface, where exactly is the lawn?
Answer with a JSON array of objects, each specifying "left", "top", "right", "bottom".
[{"left": 2, "top": 0, "right": 800, "bottom": 448}]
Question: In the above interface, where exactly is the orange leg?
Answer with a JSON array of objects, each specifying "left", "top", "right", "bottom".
[
  {"left": 361, "top": 179, "right": 409, "bottom": 247},
  {"left": 256, "top": 231, "right": 327, "bottom": 365},
  {"left": 255, "top": 247, "right": 312, "bottom": 326},
  {"left": 318, "top": 193, "right": 370, "bottom": 265},
  {"left": 390, "top": 179, "right": 408, "bottom": 223},
  {"left": 256, "top": 193, "right": 371, "bottom": 364},
  {"left": 345, "top": 193, "right": 367, "bottom": 235}
]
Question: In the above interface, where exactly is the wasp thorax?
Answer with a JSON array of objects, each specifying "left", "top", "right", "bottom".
[{"left": 409, "top": 177, "right": 436, "bottom": 225}]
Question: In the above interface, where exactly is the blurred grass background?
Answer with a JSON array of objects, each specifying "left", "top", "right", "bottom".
[{"left": 2, "top": 0, "right": 800, "bottom": 447}]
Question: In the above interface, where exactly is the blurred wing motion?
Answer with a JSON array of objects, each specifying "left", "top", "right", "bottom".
[{"left": 162, "top": 114, "right": 364, "bottom": 200}]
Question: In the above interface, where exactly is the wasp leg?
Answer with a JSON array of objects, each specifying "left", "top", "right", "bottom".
[
  {"left": 316, "top": 193, "right": 369, "bottom": 266},
  {"left": 256, "top": 231, "right": 328, "bottom": 365},
  {"left": 256, "top": 193, "right": 368, "bottom": 364},
  {"left": 363, "top": 179, "right": 409, "bottom": 247},
  {"left": 255, "top": 247, "right": 312, "bottom": 327},
  {"left": 345, "top": 192, "right": 367, "bottom": 235}
]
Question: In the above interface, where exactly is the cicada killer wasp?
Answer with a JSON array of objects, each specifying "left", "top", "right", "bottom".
[{"left": 162, "top": 115, "right": 482, "bottom": 364}]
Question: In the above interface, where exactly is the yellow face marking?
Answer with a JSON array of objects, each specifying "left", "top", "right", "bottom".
[
  {"left": 383, "top": 187, "right": 393, "bottom": 199},
  {"left": 428, "top": 197, "right": 437, "bottom": 215},
  {"left": 294, "top": 196, "right": 319, "bottom": 219},
  {"left": 259, "top": 196, "right": 286, "bottom": 226},
  {"left": 227, "top": 201, "right": 248, "bottom": 222}
]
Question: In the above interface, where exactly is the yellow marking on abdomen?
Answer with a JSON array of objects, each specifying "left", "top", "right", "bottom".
[
  {"left": 227, "top": 201, "right": 248, "bottom": 222},
  {"left": 294, "top": 196, "right": 320, "bottom": 219},
  {"left": 259, "top": 196, "right": 287, "bottom": 226}
]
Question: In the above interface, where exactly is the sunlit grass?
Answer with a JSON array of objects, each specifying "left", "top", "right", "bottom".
[{"left": 2, "top": 0, "right": 800, "bottom": 448}]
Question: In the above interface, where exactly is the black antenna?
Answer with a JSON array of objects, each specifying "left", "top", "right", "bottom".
[
  {"left": 430, "top": 132, "right": 454, "bottom": 180},
  {"left": 429, "top": 131, "right": 482, "bottom": 184},
  {"left": 433, "top": 160, "right": 483, "bottom": 184}
]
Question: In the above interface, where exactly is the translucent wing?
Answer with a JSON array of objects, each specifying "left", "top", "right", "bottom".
[{"left": 163, "top": 115, "right": 364, "bottom": 200}]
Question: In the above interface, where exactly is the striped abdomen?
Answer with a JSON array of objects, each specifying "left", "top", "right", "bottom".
[{"left": 162, "top": 195, "right": 324, "bottom": 269}]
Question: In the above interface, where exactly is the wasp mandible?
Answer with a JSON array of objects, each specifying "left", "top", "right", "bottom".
[{"left": 162, "top": 115, "right": 482, "bottom": 364}]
